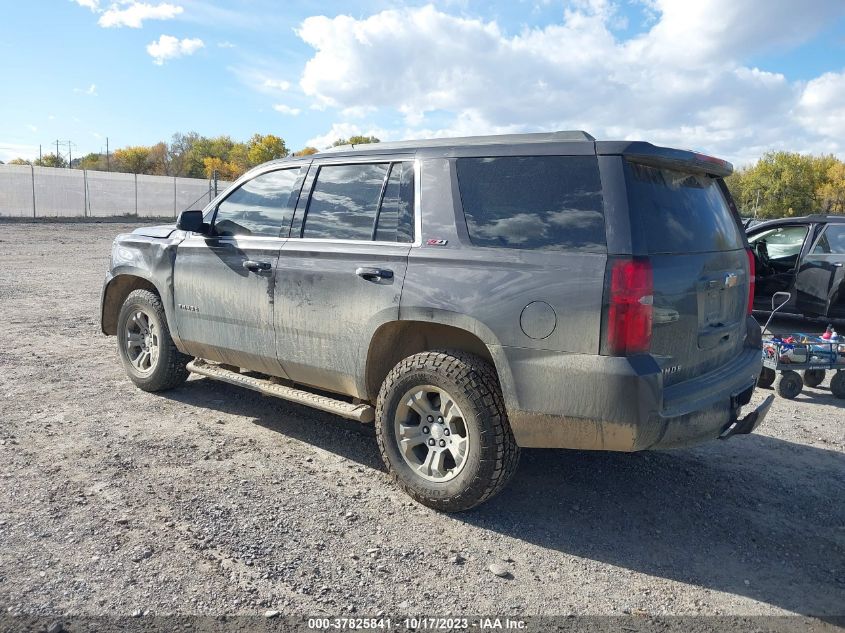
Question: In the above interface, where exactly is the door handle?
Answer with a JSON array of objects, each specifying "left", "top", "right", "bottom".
[
  {"left": 356, "top": 267, "right": 394, "bottom": 282},
  {"left": 243, "top": 260, "right": 272, "bottom": 272}
]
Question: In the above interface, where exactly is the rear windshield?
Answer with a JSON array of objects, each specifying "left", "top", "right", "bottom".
[
  {"left": 625, "top": 161, "right": 745, "bottom": 254},
  {"left": 455, "top": 156, "right": 605, "bottom": 251}
]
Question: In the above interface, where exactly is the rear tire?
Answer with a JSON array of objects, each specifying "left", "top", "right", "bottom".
[
  {"left": 117, "top": 289, "right": 190, "bottom": 392},
  {"left": 802, "top": 369, "right": 826, "bottom": 388},
  {"left": 375, "top": 350, "right": 520, "bottom": 512},
  {"left": 758, "top": 367, "right": 776, "bottom": 389},
  {"left": 830, "top": 371, "right": 845, "bottom": 399},
  {"left": 775, "top": 370, "right": 803, "bottom": 400}
]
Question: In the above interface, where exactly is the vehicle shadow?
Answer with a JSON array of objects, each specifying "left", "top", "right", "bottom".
[
  {"left": 162, "top": 377, "right": 845, "bottom": 617},
  {"left": 465, "top": 438, "right": 845, "bottom": 618}
]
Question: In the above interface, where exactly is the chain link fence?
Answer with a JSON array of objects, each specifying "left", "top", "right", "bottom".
[{"left": 0, "top": 164, "right": 232, "bottom": 219}]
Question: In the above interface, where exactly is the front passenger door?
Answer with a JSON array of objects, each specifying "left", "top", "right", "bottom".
[{"left": 173, "top": 167, "right": 304, "bottom": 375}]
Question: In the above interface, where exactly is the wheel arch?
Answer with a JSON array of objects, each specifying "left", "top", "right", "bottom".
[
  {"left": 362, "top": 318, "right": 515, "bottom": 404},
  {"left": 101, "top": 273, "right": 162, "bottom": 335}
]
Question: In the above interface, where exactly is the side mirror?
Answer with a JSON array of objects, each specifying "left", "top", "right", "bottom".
[{"left": 176, "top": 209, "right": 205, "bottom": 233}]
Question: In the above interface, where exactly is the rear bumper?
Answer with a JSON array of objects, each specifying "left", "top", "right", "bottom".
[{"left": 493, "top": 340, "right": 764, "bottom": 451}]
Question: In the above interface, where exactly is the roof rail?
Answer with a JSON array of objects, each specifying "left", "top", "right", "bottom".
[{"left": 322, "top": 130, "right": 595, "bottom": 153}]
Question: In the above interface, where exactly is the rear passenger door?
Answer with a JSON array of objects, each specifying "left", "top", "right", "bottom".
[{"left": 274, "top": 158, "right": 416, "bottom": 396}]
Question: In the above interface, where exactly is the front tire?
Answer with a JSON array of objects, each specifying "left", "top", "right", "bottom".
[
  {"left": 375, "top": 351, "right": 520, "bottom": 512},
  {"left": 116, "top": 289, "right": 190, "bottom": 392}
]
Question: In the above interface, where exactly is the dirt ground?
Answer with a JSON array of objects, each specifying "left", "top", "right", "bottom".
[{"left": 0, "top": 222, "right": 842, "bottom": 625}]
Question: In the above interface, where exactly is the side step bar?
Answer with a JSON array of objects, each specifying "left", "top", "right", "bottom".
[{"left": 186, "top": 359, "right": 375, "bottom": 423}]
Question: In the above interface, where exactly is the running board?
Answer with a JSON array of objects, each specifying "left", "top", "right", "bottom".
[{"left": 186, "top": 359, "right": 375, "bottom": 423}]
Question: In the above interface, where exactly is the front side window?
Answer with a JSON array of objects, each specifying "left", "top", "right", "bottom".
[
  {"left": 812, "top": 224, "right": 845, "bottom": 255},
  {"left": 455, "top": 156, "right": 605, "bottom": 251},
  {"left": 213, "top": 169, "right": 299, "bottom": 237},
  {"left": 748, "top": 225, "right": 809, "bottom": 263}
]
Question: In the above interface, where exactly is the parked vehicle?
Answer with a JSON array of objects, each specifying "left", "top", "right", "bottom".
[
  {"left": 747, "top": 215, "right": 845, "bottom": 320},
  {"left": 101, "top": 131, "right": 770, "bottom": 511}
]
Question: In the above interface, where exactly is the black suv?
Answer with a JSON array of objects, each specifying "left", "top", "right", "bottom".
[{"left": 101, "top": 131, "right": 770, "bottom": 511}]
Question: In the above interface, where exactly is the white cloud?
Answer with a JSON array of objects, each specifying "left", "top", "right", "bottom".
[
  {"left": 98, "top": 2, "right": 183, "bottom": 28},
  {"left": 273, "top": 104, "right": 301, "bottom": 116},
  {"left": 296, "top": 1, "right": 845, "bottom": 165},
  {"left": 146, "top": 34, "right": 204, "bottom": 65},
  {"left": 217, "top": 41, "right": 236, "bottom": 48},
  {"left": 797, "top": 71, "right": 845, "bottom": 139},
  {"left": 74, "top": 83, "right": 98, "bottom": 96},
  {"left": 26, "top": 124, "right": 38, "bottom": 133},
  {"left": 262, "top": 78, "right": 291, "bottom": 91},
  {"left": 71, "top": 0, "right": 100, "bottom": 9},
  {"left": 305, "top": 123, "right": 389, "bottom": 150}
]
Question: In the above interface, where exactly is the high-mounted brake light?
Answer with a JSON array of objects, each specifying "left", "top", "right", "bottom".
[
  {"left": 746, "top": 248, "right": 755, "bottom": 315},
  {"left": 608, "top": 259, "right": 653, "bottom": 356}
]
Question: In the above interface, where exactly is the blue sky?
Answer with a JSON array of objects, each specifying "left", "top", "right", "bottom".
[{"left": 1, "top": 0, "right": 844, "bottom": 166}]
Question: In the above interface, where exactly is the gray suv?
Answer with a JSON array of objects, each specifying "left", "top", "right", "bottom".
[{"left": 101, "top": 131, "right": 772, "bottom": 511}]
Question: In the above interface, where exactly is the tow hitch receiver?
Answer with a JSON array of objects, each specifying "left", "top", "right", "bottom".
[{"left": 720, "top": 394, "right": 774, "bottom": 440}]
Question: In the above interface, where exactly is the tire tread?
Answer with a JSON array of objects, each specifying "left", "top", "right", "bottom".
[{"left": 375, "top": 350, "right": 520, "bottom": 512}]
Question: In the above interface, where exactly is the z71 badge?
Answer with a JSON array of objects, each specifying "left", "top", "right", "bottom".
[{"left": 426, "top": 239, "right": 448, "bottom": 246}]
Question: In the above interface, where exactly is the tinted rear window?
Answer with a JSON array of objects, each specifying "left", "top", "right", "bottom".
[
  {"left": 455, "top": 156, "right": 605, "bottom": 251},
  {"left": 625, "top": 161, "right": 744, "bottom": 254}
]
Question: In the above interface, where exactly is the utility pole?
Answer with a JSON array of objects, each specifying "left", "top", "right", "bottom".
[
  {"left": 39, "top": 144, "right": 42, "bottom": 163},
  {"left": 55, "top": 139, "right": 60, "bottom": 163},
  {"left": 106, "top": 137, "right": 110, "bottom": 172}
]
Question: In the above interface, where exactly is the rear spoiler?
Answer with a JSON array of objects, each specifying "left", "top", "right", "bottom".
[{"left": 596, "top": 141, "right": 733, "bottom": 178}]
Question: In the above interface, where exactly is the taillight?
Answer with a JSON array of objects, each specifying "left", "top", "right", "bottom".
[
  {"left": 746, "top": 248, "right": 755, "bottom": 314},
  {"left": 608, "top": 258, "right": 653, "bottom": 356}
]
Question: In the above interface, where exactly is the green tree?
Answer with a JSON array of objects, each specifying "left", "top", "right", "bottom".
[
  {"left": 78, "top": 152, "right": 108, "bottom": 171},
  {"left": 727, "top": 152, "right": 839, "bottom": 219},
  {"left": 294, "top": 147, "right": 318, "bottom": 157},
  {"left": 332, "top": 135, "right": 380, "bottom": 147},
  {"left": 168, "top": 131, "right": 201, "bottom": 177},
  {"left": 114, "top": 146, "right": 151, "bottom": 174},
  {"left": 146, "top": 142, "right": 170, "bottom": 176},
  {"left": 247, "top": 133, "right": 288, "bottom": 166},
  {"left": 817, "top": 161, "right": 845, "bottom": 214},
  {"left": 8, "top": 158, "right": 31, "bottom": 165},
  {"left": 34, "top": 153, "right": 67, "bottom": 168}
]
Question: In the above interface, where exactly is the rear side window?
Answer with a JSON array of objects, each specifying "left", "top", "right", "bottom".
[
  {"left": 625, "top": 162, "right": 745, "bottom": 254},
  {"left": 300, "top": 162, "right": 414, "bottom": 241},
  {"left": 303, "top": 163, "right": 389, "bottom": 240},
  {"left": 455, "top": 156, "right": 605, "bottom": 251},
  {"left": 813, "top": 224, "right": 845, "bottom": 254},
  {"left": 213, "top": 168, "right": 299, "bottom": 237}
]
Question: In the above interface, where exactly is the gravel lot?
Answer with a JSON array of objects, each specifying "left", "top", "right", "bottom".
[{"left": 0, "top": 222, "right": 842, "bottom": 625}]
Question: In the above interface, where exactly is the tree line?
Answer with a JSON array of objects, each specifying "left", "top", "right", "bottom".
[
  {"left": 4, "top": 133, "right": 380, "bottom": 181},
  {"left": 725, "top": 152, "right": 844, "bottom": 218},
  {"left": 7, "top": 136, "right": 842, "bottom": 218}
]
